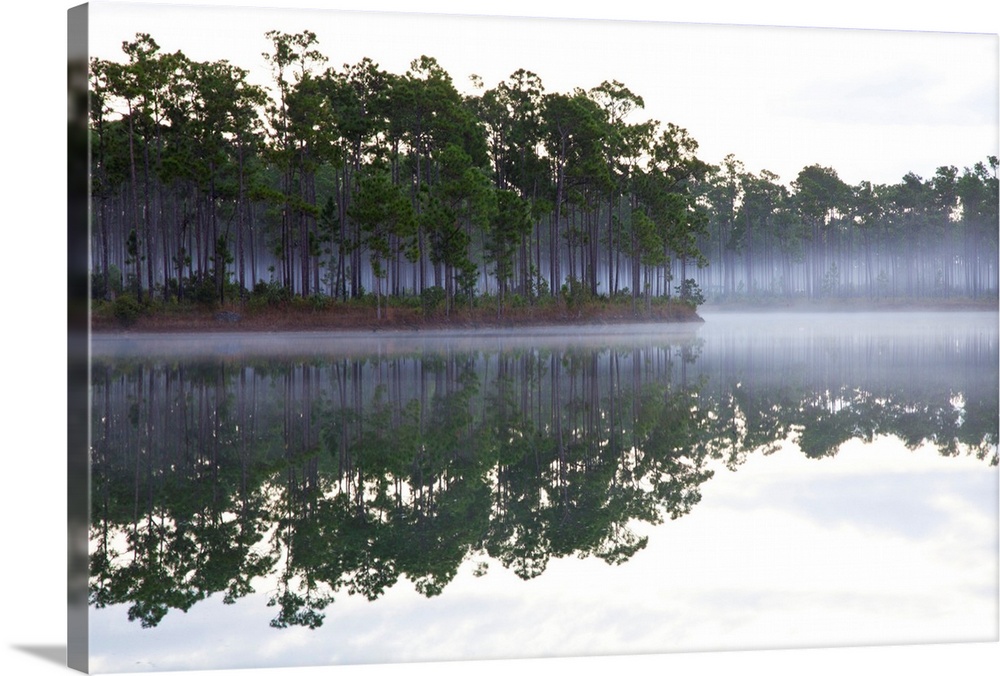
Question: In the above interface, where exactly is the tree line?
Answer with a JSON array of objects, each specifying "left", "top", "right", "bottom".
[
  {"left": 697, "top": 155, "right": 998, "bottom": 300},
  {"left": 89, "top": 31, "right": 999, "bottom": 313}
]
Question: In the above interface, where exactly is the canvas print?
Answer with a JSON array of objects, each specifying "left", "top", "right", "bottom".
[{"left": 68, "top": 1, "right": 999, "bottom": 674}]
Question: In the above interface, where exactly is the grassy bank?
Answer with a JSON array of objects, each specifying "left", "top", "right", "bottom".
[{"left": 91, "top": 294, "right": 704, "bottom": 333}]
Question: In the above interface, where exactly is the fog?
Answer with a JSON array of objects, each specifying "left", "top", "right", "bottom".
[{"left": 91, "top": 309, "right": 997, "bottom": 356}]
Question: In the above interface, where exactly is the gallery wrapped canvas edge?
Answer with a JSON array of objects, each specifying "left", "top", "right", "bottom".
[{"left": 68, "top": 3, "right": 91, "bottom": 673}]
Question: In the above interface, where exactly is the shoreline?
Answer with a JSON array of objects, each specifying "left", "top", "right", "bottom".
[
  {"left": 88, "top": 297, "right": 999, "bottom": 335},
  {"left": 90, "top": 303, "right": 705, "bottom": 335}
]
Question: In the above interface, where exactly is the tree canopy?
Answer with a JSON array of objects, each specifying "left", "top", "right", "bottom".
[{"left": 89, "top": 31, "right": 999, "bottom": 313}]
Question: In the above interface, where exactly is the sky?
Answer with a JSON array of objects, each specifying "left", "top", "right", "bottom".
[
  {"left": 83, "top": 0, "right": 999, "bottom": 188},
  {"left": 1, "top": 3, "right": 999, "bottom": 676}
]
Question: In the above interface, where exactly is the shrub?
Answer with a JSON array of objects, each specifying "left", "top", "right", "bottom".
[
  {"left": 675, "top": 278, "right": 706, "bottom": 308},
  {"left": 111, "top": 294, "right": 142, "bottom": 326},
  {"left": 251, "top": 280, "right": 292, "bottom": 306},
  {"left": 395, "top": 293, "right": 422, "bottom": 310},
  {"left": 174, "top": 273, "right": 219, "bottom": 307},
  {"left": 524, "top": 265, "right": 548, "bottom": 302},
  {"left": 246, "top": 294, "right": 269, "bottom": 312},
  {"left": 91, "top": 265, "right": 123, "bottom": 300},
  {"left": 560, "top": 276, "right": 591, "bottom": 311},
  {"left": 421, "top": 285, "right": 446, "bottom": 317},
  {"left": 308, "top": 294, "right": 332, "bottom": 311}
]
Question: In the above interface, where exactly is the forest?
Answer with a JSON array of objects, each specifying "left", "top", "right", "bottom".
[{"left": 88, "top": 31, "right": 1000, "bottom": 322}]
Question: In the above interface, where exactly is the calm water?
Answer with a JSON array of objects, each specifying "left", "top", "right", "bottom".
[{"left": 88, "top": 312, "right": 999, "bottom": 673}]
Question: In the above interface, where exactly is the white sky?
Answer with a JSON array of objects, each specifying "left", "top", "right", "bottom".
[{"left": 85, "top": 0, "right": 999, "bottom": 188}]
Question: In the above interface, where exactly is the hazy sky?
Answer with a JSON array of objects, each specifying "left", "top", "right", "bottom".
[{"left": 86, "top": 0, "right": 999, "bottom": 188}]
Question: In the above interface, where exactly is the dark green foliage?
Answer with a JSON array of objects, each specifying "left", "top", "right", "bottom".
[
  {"left": 249, "top": 279, "right": 292, "bottom": 308},
  {"left": 420, "top": 285, "right": 446, "bottom": 316},
  {"left": 675, "top": 278, "right": 705, "bottom": 308},
  {"left": 91, "top": 265, "right": 123, "bottom": 300},
  {"left": 560, "top": 275, "right": 592, "bottom": 312},
  {"left": 187, "top": 274, "right": 220, "bottom": 307},
  {"left": 110, "top": 294, "right": 141, "bottom": 325}
]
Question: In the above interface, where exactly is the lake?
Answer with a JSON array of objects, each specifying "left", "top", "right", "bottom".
[{"left": 87, "top": 311, "right": 998, "bottom": 673}]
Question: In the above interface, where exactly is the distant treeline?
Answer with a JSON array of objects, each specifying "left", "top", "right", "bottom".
[{"left": 88, "top": 31, "right": 999, "bottom": 311}]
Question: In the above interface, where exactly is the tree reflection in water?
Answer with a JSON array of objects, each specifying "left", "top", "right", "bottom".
[{"left": 89, "top": 330, "right": 997, "bottom": 630}]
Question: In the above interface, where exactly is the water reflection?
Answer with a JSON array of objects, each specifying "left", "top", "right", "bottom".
[{"left": 89, "top": 317, "right": 998, "bottom": 635}]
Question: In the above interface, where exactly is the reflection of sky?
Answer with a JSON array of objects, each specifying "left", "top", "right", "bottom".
[
  {"left": 89, "top": 435, "right": 998, "bottom": 673},
  {"left": 714, "top": 437, "right": 997, "bottom": 540}
]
